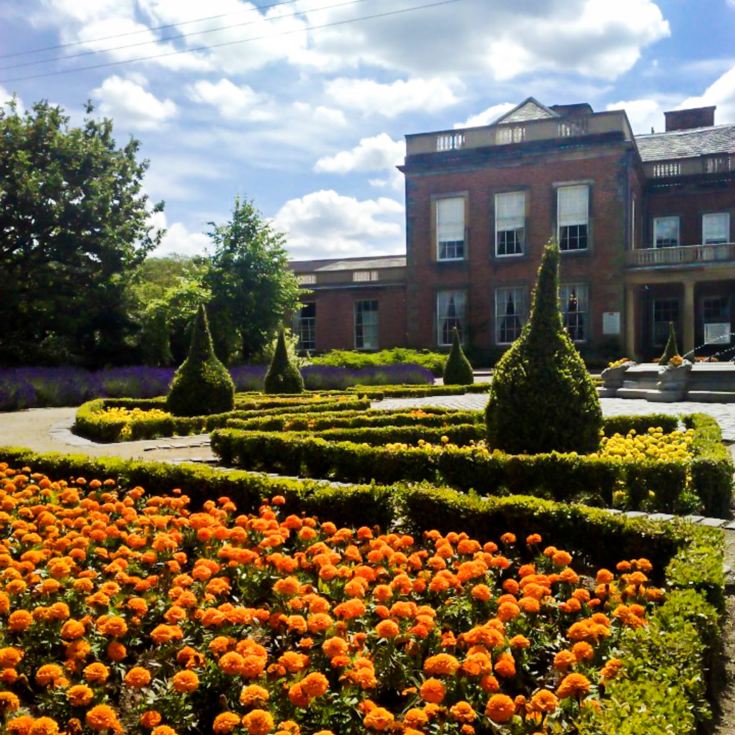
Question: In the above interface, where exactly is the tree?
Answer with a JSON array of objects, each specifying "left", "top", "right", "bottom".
[
  {"left": 166, "top": 305, "right": 235, "bottom": 416},
  {"left": 485, "top": 241, "right": 602, "bottom": 454},
  {"left": 264, "top": 327, "right": 304, "bottom": 394},
  {"left": 658, "top": 322, "right": 679, "bottom": 365},
  {"left": 203, "top": 197, "right": 301, "bottom": 363},
  {"left": 0, "top": 99, "right": 164, "bottom": 365},
  {"left": 442, "top": 327, "right": 474, "bottom": 385}
]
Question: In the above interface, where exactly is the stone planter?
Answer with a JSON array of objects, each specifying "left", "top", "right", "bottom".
[
  {"left": 600, "top": 362, "right": 635, "bottom": 396},
  {"left": 654, "top": 361, "right": 693, "bottom": 401}
]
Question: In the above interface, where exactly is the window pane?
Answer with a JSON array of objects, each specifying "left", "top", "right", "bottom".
[
  {"left": 355, "top": 300, "right": 379, "bottom": 350},
  {"left": 495, "top": 287, "right": 526, "bottom": 344},
  {"left": 653, "top": 217, "right": 679, "bottom": 248},
  {"left": 703, "top": 213, "right": 729, "bottom": 244},
  {"left": 557, "top": 185, "right": 588, "bottom": 251},
  {"left": 437, "top": 197, "right": 465, "bottom": 260},
  {"left": 560, "top": 284, "right": 588, "bottom": 342},
  {"left": 652, "top": 299, "right": 679, "bottom": 346},
  {"left": 495, "top": 191, "right": 525, "bottom": 256},
  {"left": 295, "top": 303, "right": 316, "bottom": 351},
  {"left": 437, "top": 290, "right": 466, "bottom": 345}
]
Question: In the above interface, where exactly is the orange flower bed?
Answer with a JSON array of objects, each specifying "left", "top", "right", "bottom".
[{"left": 0, "top": 462, "right": 664, "bottom": 734}]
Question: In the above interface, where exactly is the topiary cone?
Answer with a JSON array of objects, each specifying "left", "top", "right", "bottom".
[
  {"left": 658, "top": 322, "right": 679, "bottom": 365},
  {"left": 264, "top": 327, "right": 304, "bottom": 394},
  {"left": 166, "top": 304, "right": 235, "bottom": 416},
  {"left": 443, "top": 327, "right": 474, "bottom": 385},
  {"left": 485, "top": 241, "right": 602, "bottom": 454}
]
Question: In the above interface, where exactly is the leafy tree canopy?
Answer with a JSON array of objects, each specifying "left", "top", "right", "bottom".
[
  {"left": 204, "top": 196, "right": 301, "bottom": 363},
  {"left": 0, "top": 99, "right": 164, "bottom": 366}
]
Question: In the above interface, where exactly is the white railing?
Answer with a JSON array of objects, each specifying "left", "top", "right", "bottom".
[
  {"left": 645, "top": 153, "right": 735, "bottom": 178},
  {"left": 436, "top": 132, "right": 465, "bottom": 151},
  {"left": 626, "top": 242, "right": 735, "bottom": 267}
]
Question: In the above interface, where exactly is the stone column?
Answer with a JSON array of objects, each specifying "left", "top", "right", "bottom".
[
  {"left": 625, "top": 286, "right": 636, "bottom": 358},
  {"left": 682, "top": 280, "right": 695, "bottom": 356}
]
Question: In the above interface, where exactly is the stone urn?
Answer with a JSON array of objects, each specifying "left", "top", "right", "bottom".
[{"left": 600, "top": 361, "right": 635, "bottom": 396}]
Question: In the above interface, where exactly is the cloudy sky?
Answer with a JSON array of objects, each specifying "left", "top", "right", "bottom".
[{"left": 1, "top": 0, "right": 734, "bottom": 260}]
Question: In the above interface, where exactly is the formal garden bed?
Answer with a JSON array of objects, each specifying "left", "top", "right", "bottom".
[{"left": 0, "top": 451, "right": 725, "bottom": 735}]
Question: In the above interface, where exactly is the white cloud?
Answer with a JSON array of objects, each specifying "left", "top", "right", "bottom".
[
  {"left": 298, "top": 0, "right": 669, "bottom": 80},
  {"left": 92, "top": 75, "right": 177, "bottom": 130},
  {"left": 149, "top": 210, "right": 210, "bottom": 257},
  {"left": 606, "top": 98, "right": 663, "bottom": 133},
  {"left": 679, "top": 64, "right": 735, "bottom": 124},
  {"left": 292, "top": 102, "right": 346, "bottom": 127},
  {"left": 273, "top": 189, "right": 404, "bottom": 259},
  {"left": 314, "top": 133, "right": 404, "bottom": 174},
  {"left": 187, "top": 79, "right": 272, "bottom": 121},
  {"left": 454, "top": 102, "right": 515, "bottom": 129},
  {"left": 325, "top": 77, "right": 461, "bottom": 117},
  {"left": 0, "top": 85, "right": 22, "bottom": 111}
]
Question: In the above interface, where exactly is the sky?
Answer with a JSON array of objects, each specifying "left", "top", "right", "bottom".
[{"left": 1, "top": 0, "right": 735, "bottom": 261}]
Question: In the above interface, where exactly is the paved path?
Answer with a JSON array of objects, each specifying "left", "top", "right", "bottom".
[{"left": 377, "top": 395, "right": 735, "bottom": 442}]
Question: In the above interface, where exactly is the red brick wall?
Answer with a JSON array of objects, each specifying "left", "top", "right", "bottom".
[
  {"left": 404, "top": 144, "right": 635, "bottom": 358},
  {"left": 308, "top": 286, "right": 406, "bottom": 352},
  {"left": 644, "top": 183, "right": 735, "bottom": 246}
]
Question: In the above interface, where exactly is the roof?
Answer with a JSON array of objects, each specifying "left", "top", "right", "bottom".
[
  {"left": 635, "top": 123, "right": 735, "bottom": 161},
  {"left": 494, "top": 97, "right": 558, "bottom": 124},
  {"left": 290, "top": 255, "right": 406, "bottom": 272}
]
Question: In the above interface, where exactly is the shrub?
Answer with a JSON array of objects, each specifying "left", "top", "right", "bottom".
[
  {"left": 486, "top": 241, "right": 602, "bottom": 454},
  {"left": 659, "top": 321, "right": 679, "bottom": 365},
  {"left": 165, "top": 305, "right": 235, "bottom": 416},
  {"left": 311, "top": 347, "right": 447, "bottom": 375},
  {"left": 442, "top": 327, "right": 474, "bottom": 385},
  {"left": 264, "top": 328, "right": 304, "bottom": 394}
]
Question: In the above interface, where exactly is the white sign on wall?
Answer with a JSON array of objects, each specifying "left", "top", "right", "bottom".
[
  {"left": 704, "top": 323, "right": 731, "bottom": 344},
  {"left": 602, "top": 312, "right": 621, "bottom": 335}
]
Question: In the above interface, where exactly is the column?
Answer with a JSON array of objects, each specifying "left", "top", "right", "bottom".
[
  {"left": 625, "top": 286, "right": 636, "bottom": 358},
  {"left": 682, "top": 280, "right": 695, "bottom": 357}
]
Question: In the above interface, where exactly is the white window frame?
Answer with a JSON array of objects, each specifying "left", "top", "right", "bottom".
[
  {"left": 495, "top": 191, "right": 525, "bottom": 257},
  {"left": 653, "top": 216, "right": 680, "bottom": 248},
  {"left": 297, "top": 274, "right": 316, "bottom": 285},
  {"left": 494, "top": 286, "right": 527, "bottom": 344},
  {"left": 436, "top": 196, "right": 465, "bottom": 261},
  {"left": 702, "top": 213, "right": 730, "bottom": 245},
  {"left": 353, "top": 270, "right": 379, "bottom": 282},
  {"left": 557, "top": 184, "right": 589, "bottom": 252},
  {"left": 436, "top": 290, "right": 466, "bottom": 346},
  {"left": 560, "top": 283, "right": 589, "bottom": 343},
  {"left": 354, "top": 300, "right": 379, "bottom": 350},
  {"left": 294, "top": 303, "right": 316, "bottom": 352}
]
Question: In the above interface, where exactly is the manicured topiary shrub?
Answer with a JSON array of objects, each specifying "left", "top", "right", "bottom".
[
  {"left": 165, "top": 305, "right": 235, "bottom": 416},
  {"left": 659, "top": 321, "right": 679, "bottom": 365},
  {"left": 264, "top": 327, "right": 304, "bottom": 394},
  {"left": 485, "top": 241, "right": 602, "bottom": 454},
  {"left": 442, "top": 327, "right": 474, "bottom": 385}
]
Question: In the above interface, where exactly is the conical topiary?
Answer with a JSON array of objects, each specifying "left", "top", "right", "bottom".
[
  {"left": 166, "top": 304, "right": 235, "bottom": 416},
  {"left": 485, "top": 241, "right": 602, "bottom": 454},
  {"left": 264, "top": 327, "right": 304, "bottom": 394},
  {"left": 658, "top": 322, "right": 679, "bottom": 365},
  {"left": 443, "top": 327, "right": 474, "bottom": 385}
]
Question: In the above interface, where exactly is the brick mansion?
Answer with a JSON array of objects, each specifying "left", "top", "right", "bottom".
[{"left": 290, "top": 98, "right": 735, "bottom": 363}]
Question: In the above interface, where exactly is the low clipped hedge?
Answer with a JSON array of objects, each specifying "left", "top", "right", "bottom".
[
  {"left": 0, "top": 446, "right": 724, "bottom": 735},
  {"left": 346, "top": 383, "right": 490, "bottom": 398},
  {"left": 210, "top": 413, "right": 732, "bottom": 517},
  {"left": 74, "top": 396, "right": 371, "bottom": 443}
]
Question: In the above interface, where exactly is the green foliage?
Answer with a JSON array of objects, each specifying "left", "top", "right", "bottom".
[
  {"left": 486, "top": 241, "right": 603, "bottom": 453},
  {"left": 659, "top": 321, "right": 680, "bottom": 365},
  {"left": 204, "top": 197, "right": 301, "bottom": 363},
  {"left": 0, "top": 99, "right": 164, "bottom": 366},
  {"left": 442, "top": 327, "right": 474, "bottom": 385},
  {"left": 312, "top": 348, "right": 447, "bottom": 376},
  {"left": 264, "top": 328, "right": 304, "bottom": 394},
  {"left": 251, "top": 327, "right": 306, "bottom": 368},
  {"left": 166, "top": 305, "right": 235, "bottom": 416}
]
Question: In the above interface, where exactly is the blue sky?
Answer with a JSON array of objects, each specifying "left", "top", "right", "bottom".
[{"left": 1, "top": 0, "right": 734, "bottom": 260}]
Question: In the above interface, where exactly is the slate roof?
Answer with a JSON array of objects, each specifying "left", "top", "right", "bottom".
[
  {"left": 495, "top": 97, "right": 558, "bottom": 124},
  {"left": 290, "top": 255, "right": 406, "bottom": 272},
  {"left": 635, "top": 124, "right": 735, "bottom": 161}
]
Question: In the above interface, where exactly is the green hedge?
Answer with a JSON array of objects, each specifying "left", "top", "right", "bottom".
[
  {"left": 0, "top": 447, "right": 723, "bottom": 734},
  {"left": 210, "top": 414, "right": 730, "bottom": 516},
  {"left": 346, "top": 383, "right": 490, "bottom": 398},
  {"left": 74, "top": 396, "right": 371, "bottom": 443}
]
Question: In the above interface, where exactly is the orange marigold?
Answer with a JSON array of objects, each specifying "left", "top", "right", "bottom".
[
  {"left": 172, "top": 670, "right": 199, "bottom": 693},
  {"left": 124, "top": 667, "right": 152, "bottom": 688},
  {"left": 363, "top": 707, "right": 395, "bottom": 731},
  {"left": 242, "top": 709, "right": 274, "bottom": 735},
  {"left": 485, "top": 694, "right": 515, "bottom": 723},
  {"left": 86, "top": 704, "right": 122, "bottom": 733},
  {"left": 66, "top": 685, "right": 94, "bottom": 707},
  {"left": 419, "top": 677, "right": 446, "bottom": 704},
  {"left": 423, "top": 653, "right": 460, "bottom": 676},
  {"left": 213, "top": 713, "right": 241, "bottom": 734},
  {"left": 557, "top": 672, "right": 592, "bottom": 699},
  {"left": 529, "top": 689, "right": 558, "bottom": 714}
]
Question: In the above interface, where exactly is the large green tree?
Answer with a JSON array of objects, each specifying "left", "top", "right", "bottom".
[
  {"left": 204, "top": 197, "right": 301, "bottom": 362},
  {"left": 0, "top": 99, "right": 164, "bottom": 365}
]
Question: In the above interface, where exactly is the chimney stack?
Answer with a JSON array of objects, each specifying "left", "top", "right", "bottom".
[{"left": 664, "top": 106, "right": 716, "bottom": 132}]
